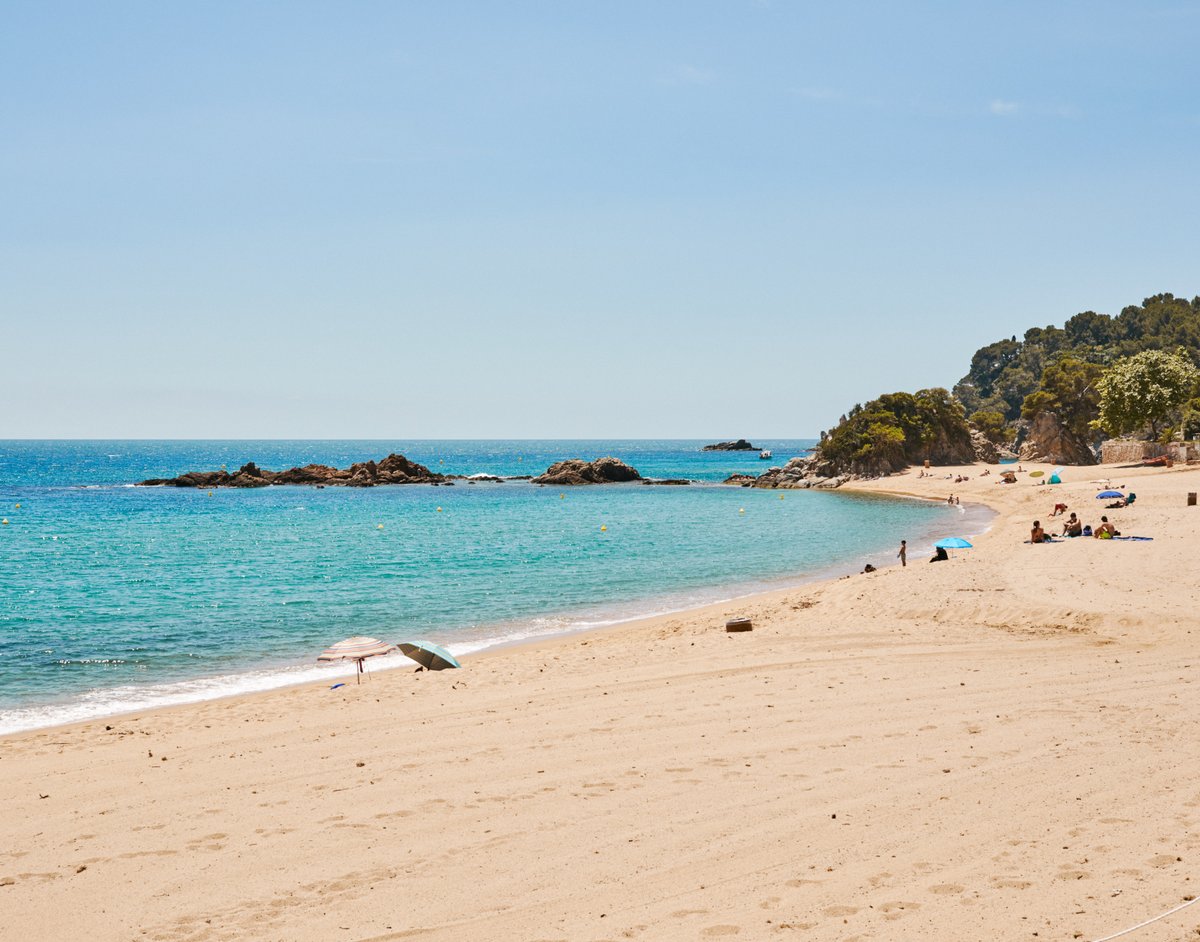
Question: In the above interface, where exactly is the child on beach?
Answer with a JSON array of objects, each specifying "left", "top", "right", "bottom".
[{"left": 897, "top": 540, "right": 907, "bottom": 567}]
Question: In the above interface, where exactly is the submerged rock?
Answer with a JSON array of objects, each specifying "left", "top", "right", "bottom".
[{"left": 531, "top": 457, "right": 642, "bottom": 486}]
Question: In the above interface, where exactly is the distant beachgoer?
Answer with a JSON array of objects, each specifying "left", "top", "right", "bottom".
[
  {"left": 1094, "top": 516, "right": 1116, "bottom": 539},
  {"left": 1062, "top": 513, "right": 1082, "bottom": 537},
  {"left": 981, "top": 468, "right": 990, "bottom": 476},
  {"left": 1050, "top": 502, "right": 1067, "bottom": 516},
  {"left": 954, "top": 496, "right": 960, "bottom": 505},
  {"left": 862, "top": 563, "right": 877, "bottom": 573},
  {"left": 898, "top": 540, "right": 907, "bottom": 567},
  {"left": 930, "top": 546, "right": 949, "bottom": 562},
  {"left": 947, "top": 494, "right": 955, "bottom": 504},
  {"left": 1017, "top": 465, "right": 1025, "bottom": 472},
  {"left": 1030, "top": 520, "right": 1046, "bottom": 543}
]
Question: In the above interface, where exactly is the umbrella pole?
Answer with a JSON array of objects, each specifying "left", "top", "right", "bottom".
[{"left": 356, "top": 658, "right": 362, "bottom": 684}]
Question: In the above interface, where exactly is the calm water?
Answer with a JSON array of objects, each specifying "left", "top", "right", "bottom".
[{"left": 0, "top": 440, "right": 985, "bottom": 733}]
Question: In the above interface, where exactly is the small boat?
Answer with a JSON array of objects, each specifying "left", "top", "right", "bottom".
[{"left": 759, "top": 450, "right": 772, "bottom": 460}]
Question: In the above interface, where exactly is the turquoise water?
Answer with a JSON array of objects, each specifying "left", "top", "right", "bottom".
[{"left": 0, "top": 441, "right": 984, "bottom": 733}]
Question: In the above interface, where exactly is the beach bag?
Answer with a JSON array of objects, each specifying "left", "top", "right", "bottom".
[{"left": 1082, "top": 525, "right": 1092, "bottom": 536}]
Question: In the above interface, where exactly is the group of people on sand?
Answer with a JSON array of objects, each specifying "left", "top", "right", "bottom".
[{"left": 1030, "top": 514, "right": 1117, "bottom": 543}]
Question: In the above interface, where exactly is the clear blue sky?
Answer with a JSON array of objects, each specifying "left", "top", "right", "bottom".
[{"left": 3, "top": 1, "right": 1197, "bottom": 438}]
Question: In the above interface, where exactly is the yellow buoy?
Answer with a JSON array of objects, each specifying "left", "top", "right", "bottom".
[
  {"left": 560, "top": 493, "right": 565, "bottom": 499},
  {"left": 779, "top": 494, "right": 785, "bottom": 500},
  {"left": 600, "top": 524, "right": 607, "bottom": 532},
  {"left": 1, "top": 519, "right": 7, "bottom": 525},
  {"left": 739, "top": 508, "right": 745, "bottom": 514},
  {"left": 436, "top": 507, "right": 443, "bottom": 512},
  {"left": 14, "top": 504, "right": 20, "bottom": 509},
  {"left": 377, "top": 524, "right": 384, "bottom": 529},
  {"left": 208, "top": 491, "right": 213, "bottom": 497}
]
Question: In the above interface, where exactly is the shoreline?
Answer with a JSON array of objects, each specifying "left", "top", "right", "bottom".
[
  {"left": 5, "top": 459, "right": 1196, "bottom": 940},
  {"left": 0, "top": 490, "right": 994, "bottom": 738}
]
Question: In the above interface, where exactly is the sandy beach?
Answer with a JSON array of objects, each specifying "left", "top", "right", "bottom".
[{"left": 3, "top": 462, "right": 1200, "bottom": 941}]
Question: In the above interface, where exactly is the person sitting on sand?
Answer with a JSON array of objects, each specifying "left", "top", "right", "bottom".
[
  {"left": 1030, "top": 520, "right": 1046, "bottom": 543},
  {"left": 1050, "top": 502, "right": 1067, "bottom": 516},
  {"left": 1094, "top": 516, "right": 1117, "bottom": 539},
  {"left": 930, "top": 546, "right": 949, "bottom": 562},
  {"left": 1062, "top": 513, "right": 1082, "bottom": 537},
  {"left": 981, "top": 468, "right": 990, "bottom": 476}
]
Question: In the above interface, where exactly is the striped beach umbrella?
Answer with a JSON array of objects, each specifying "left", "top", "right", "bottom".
[{"left": 317, "top": 636, "right": 395, "bottom": 684}]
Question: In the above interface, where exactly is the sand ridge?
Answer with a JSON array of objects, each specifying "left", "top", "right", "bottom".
[{"left": 2, "top": 461, "right": 1199, "bottom": 940}]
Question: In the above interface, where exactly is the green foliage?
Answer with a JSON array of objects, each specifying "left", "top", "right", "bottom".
[
  {"left": 968, "top": 410, "right": 1013, "bottom": 445},
  {"left": 1093, "top": 349, "right": 1200, "bottom": 438},
  {"left": 957, "top": 293, "right": 1200, "bottom": 437},
  {"left": 1019, "top": 356, "right": 1104, "bottom": 440},
  {"left": 820, "top": 388, "right": 972, "bottom": 474}
]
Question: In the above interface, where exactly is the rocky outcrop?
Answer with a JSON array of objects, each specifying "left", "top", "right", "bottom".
[
  {"left": 1018, "top": 411, "right": 1096, "bottom": 466},
  {"left": 642, "top": 478, "right": 691, "bottom": 486},
  {"left": 702, "top": 439, "right": 756, "bottom": 451},
  {"left": 531, "top": 457, "right": 642, "bottom": 486},
  {"left": 970, "top": 430, "right": 1000, "bottom": 464},
  {"left": 140, "top": 454, "right": 449, "bottom": 488},
  {"left": 725, "top": 455, "right": 849, "bottom": 490}
]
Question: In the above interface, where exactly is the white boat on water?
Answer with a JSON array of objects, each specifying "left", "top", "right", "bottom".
[{"left": 759, "top": 449, "right": 772, "bottom": 459}]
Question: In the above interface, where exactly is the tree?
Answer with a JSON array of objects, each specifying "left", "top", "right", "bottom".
[
  {"left": 1094, "top": 349, "right": 1200, "bottom": 438},
  {"left": 1020, "top": 356, "right": 1104, "bottom": 440},
  {"left": 969, "top": 410, "right": 1012, "bottom": 445}
]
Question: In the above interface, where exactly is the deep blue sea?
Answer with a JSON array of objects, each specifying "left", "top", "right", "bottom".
[{"left": 0, "top": 440, "right": 987, "bottom": 733}]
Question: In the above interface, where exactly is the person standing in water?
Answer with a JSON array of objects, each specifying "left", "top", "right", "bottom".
[{"left": 897, "top": 539, "right": 907, "bottom": 567}]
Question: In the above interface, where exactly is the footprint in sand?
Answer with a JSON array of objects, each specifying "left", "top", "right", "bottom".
[
  {"left": 928, "top": 884, "right": 964, "bottom": 895},
  {"left": 1148, "top": 854, "right": 1179, "bottom": 868},
  {"left": 879, "top": 901, "right": 921, "bottom": 920},
  {"left": 700, "top": 926, "right": 740, "bottom": 937},
  {"left": 822, "top": 905, "right": 859, "bottom": 917},
  {"left": 991, "top": 877, "right": 1032, "bottom": 890}
]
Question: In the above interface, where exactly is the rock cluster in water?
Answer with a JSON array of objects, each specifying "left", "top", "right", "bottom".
[
  {"left": 701, "top": 439, "right": 757, "bottom": 451},
  {"left": 531, "top": 457, "right": 642, "bottom": 486},
  {"left": 141, "top": 454, "right": 649, "bottom": 488},
  {"left": 141, "top": 454, "right": 448, "bottom": 488},
  {"left": 723, "top": 455, "right": 849, "bottom": 490}
]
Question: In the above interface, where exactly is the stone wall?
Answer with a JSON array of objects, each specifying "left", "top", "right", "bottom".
[{"left": 1100, "top": 440, "right": 1200, "bottom": 464}]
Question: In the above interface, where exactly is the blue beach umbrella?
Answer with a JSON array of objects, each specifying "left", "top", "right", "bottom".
[
  {"left": 1096, "top": 490, "right": 1125, "bottom": 500},
  {"left": 398, "top": 640, "right": 461, "bottom": 671},
  {"left": 934, "top": 537, "right": 973, "bottom": 549}
]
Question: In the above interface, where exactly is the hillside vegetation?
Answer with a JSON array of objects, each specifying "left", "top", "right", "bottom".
[{"left": 814, "top": 293, "right": 1200, "bottom": 475}]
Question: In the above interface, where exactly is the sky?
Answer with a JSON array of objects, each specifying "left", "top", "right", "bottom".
[{"left": 3, "top": 1, "right": 1198, "bottom": 439}]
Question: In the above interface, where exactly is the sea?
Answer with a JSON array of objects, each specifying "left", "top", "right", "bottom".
[{"left": 0, "top": 440, "right": 990, "bottom": 734}]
